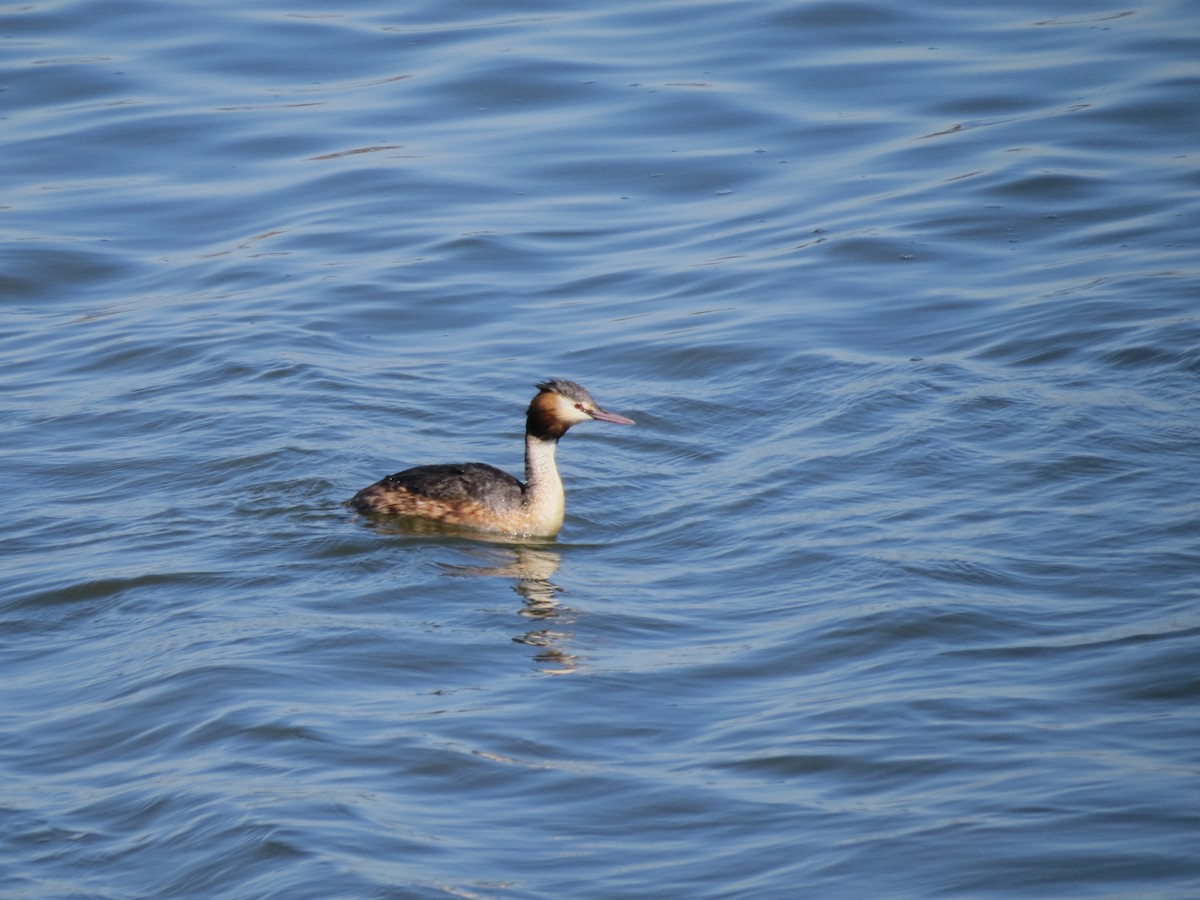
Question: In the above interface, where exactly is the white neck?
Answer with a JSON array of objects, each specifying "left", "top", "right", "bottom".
[{"left": 522, "top": 434, "right": 565, "bottom": 536}]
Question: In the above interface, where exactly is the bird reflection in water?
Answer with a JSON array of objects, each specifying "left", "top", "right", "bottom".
[
  {"left": 360, "top": 518, "right": 577, "bottom": 673},
  {"left": 439, "top": 544, "right": 577, "bottom": 675}
]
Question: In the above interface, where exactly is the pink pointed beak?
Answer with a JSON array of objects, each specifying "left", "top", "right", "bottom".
[{"left": 589, "top": 407, "right": 635, "bottom": 425}]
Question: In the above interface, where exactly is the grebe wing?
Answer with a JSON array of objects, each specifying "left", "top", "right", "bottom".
[{"left": 380, "top": 462, "right": 523, "bottom": 503}]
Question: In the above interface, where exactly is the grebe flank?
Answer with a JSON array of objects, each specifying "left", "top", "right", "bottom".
[{"left": 350, "top": 380, "right": 634, "bottom": 537}]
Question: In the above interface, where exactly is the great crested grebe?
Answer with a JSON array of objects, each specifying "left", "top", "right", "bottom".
[{"left": 350, "top": 380, "right": 634, "bottom": 537}]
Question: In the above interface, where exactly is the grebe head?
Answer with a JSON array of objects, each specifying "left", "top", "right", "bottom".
[{"left": 527, "top": 379, "right": 635, "bottom": 440}]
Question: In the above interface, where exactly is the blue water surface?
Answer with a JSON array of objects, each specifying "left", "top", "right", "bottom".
[{"left": 2, "top": 0, "right": 1199, "bottom": 897}]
